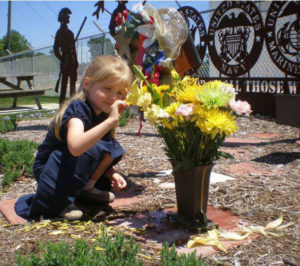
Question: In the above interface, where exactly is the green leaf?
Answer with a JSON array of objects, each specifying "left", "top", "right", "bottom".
[{"left": 218, "top": 151, "right": 234, "bottom": 159}]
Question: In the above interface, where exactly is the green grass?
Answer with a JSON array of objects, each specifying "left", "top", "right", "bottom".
[{"left": 0, "top": 95, "right": 60, "bottom": 108}]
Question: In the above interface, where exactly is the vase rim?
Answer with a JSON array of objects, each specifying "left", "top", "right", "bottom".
[{"left": 169, "top": 159, "right": 215, "bottom": 167}]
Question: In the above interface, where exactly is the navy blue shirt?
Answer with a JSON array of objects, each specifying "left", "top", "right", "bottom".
[{"left": 33, "top": 100, "right": 110, "bottom": 179}]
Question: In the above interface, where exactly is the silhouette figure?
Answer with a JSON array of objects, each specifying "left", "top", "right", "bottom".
[{"left": 54, "top": 8, "right": 78, "bottom": 106}]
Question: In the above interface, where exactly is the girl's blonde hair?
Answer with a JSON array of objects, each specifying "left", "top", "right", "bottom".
[{"left": 52, "top": 55, "right": 133, "bottom": 140}]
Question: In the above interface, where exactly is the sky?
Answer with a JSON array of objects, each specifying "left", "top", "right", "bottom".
[{"left": 0, "top": 0, "right": 210, "bottom": 50}]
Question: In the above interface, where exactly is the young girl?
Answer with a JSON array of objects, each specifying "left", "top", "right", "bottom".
[{"left": 15, "top": 55, "right": 133, "bottom": 220}]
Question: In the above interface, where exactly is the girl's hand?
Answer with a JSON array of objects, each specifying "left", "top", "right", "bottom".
[
  {"left": 110, "top": 172, "right": 127, "bottom": 193},
  {"left": 109, "top": 100, "right": 126, "bottom": 124}
]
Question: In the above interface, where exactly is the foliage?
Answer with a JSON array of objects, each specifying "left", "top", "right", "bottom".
[
  {"left": 0, "top": 30, "right": 32, "bottom": 57},
  {"left": 160, "top": 244, "right": 206, "bottom": 266},
  {"left": 0, "top": 115, "right": 17, "bottom": 133},
  {"left": 16, "top": 226, "right": 142, "bottom": 266},
  {"left": 0, "top": 110, "right": 56, "bottom": 134},
  {"left": 87, "top": 35, "right": 115, "bottom": 59},
  {"left": 126, "top": 67, "right": 252, "bottom": 169},
  {"left": 16, "top": 227, "right": 207, "bottom": 266},
  {"left": 0, "top": 138, "right": 38, "bottom": 188},
  {"left": 119, "top": 108, "right": 135, "bottom": 127}
]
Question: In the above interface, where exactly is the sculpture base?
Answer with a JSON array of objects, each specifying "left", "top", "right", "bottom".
[{"left": 166, "top": 212, "right": 218, "bottom": 234}]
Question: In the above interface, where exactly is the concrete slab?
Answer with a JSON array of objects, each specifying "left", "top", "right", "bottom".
[
  {"left": 210, "top": 172, "right": 235, "bottom": 184},
  {"left": 156, "top": 170, "right": 235, "bottom": 185}
]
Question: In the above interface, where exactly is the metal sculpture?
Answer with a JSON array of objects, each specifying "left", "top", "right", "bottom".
[
  {"left": 207, "top": 1, "right": 264, "bottom": 77},
  {"left": 54, "top": 8, "right": 84, "bottom": 105},
  {"left": 265, "top": 1, "right": 300, "bottom": 77}
]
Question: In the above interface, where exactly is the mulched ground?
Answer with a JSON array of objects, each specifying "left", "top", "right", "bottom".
[{"left": 0, "top": 114, "right": 299, "bottom": 265}]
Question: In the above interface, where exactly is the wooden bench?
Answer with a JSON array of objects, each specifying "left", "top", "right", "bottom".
[{"left": 0, "top": 74, "right": 52, "bottom": 109}]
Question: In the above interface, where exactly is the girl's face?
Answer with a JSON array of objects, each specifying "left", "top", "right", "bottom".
[{"left": 84, "top": 78, "right": 127, "bottom": 115}]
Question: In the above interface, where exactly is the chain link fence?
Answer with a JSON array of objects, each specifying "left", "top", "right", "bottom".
[{"left": 0, "top": 32, "right": 116, "bottom": 95}]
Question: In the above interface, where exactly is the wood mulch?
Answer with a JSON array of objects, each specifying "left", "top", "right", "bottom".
[{"left": 0, "top": 114, "right": 299, "bottom": 265}]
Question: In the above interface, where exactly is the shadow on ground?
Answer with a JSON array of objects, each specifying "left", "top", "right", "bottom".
[
  {"left": 253, "top": 152, "right": 300, "bottom": 164},
  {"left": 16, "top": 125, "right": 49, "bottom": 131},
  {"left": 223, "top": 138, "right": 299, "bottom": 147}
]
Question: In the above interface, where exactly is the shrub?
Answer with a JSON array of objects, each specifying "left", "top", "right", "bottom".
[
  {"left": 16, "top": 226, "right": 143, "bottom": 266},
  {"left": 0, "top": 115, "right": 17, "bottom": 133},
  {"left": 0, "top": 138, "right": 39, "bottom": 188},
  {"left": 160, "top": 243, "right": 206, "bottom": 266}
]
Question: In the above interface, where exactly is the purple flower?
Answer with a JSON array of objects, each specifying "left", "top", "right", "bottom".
[
  {"left": 37, "top": 113, "right": 42, "bottom": 118},
  {"left": 3, "top": 116, "right": 10, "bottom": 120},
  {"left": 30, "top": 114, "right": 35, "bottom": 118},
  {"left": 17, "top": 114, "right": 23, "bottom": 118}
]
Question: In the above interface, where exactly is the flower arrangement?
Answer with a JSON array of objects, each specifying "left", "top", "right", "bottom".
[{"left": 126, "top": 66, "right": 252, "bottom": 170}]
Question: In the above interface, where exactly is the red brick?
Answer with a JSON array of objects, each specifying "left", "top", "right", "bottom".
[
  {"left": 108, "top": 206, "right": 251, "bottom": 256},
  {"left": 226, "top": 163, "right": 278, "bottom": 176},
  {"left": 248, "top": 133, "right": 279, "bottom": 139},
  {"left": 110, "top": 188, "right": 142, "bottom": 208},
  {"left": 219, "top": 148, "right": 249, "bottom": 159},
  {"left": 0, "top": 199, "right": 27, "bottom": 224}
]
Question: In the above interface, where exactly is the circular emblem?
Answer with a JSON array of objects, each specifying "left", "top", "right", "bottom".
[
  {"left": 207, "top": 1, "right": 264, "bottom": 77},
  {"left": 178, "top": 6, "right": 207, "bottom": 66},
  {"left": 265, "top": 1, "right": 300, "bottom": 77}
]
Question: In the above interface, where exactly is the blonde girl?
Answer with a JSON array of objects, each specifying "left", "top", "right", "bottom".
[{"left": 15, "top": 55, "right": 133, "bottom": 220}]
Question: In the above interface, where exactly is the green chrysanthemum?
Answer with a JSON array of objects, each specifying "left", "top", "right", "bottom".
[{"left": 196, "top": 81, "right": 235, "bottom": 109}]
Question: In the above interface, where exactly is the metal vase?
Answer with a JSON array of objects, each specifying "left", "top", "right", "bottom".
[{"left": 171, "top": 163, "right": 214, "bottom": 225}]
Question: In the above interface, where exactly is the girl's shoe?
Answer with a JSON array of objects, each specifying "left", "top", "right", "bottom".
[
  {"left": 78, "top": 188, "right": 115, "bottom": 203},
  {"left": 59, "top": 203, "right": 83, "bottom": 220}
]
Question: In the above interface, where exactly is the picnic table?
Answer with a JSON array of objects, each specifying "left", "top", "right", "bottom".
[{"left": 0, "top": 74, "right": 52, "bottom": 109}]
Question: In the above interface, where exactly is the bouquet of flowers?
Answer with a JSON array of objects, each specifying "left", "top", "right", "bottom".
[
  {"left": 113, "top": 3, "right": 188, "bottom": 85},
  {"left": 126, "top": 66, "right": 252, "bottom": 170}
]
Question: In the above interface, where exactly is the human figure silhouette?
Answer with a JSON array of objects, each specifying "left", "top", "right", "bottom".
[{"left": 54, "top": 8, "right": 78, "bottom": 106}]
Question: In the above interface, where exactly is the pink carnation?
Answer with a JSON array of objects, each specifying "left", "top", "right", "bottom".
[
  {"left": 229, "top": 100, "right": 252, "bottom": 116},
  {"left": 175, "top": 104, "right": 193, "bottom": 117}
]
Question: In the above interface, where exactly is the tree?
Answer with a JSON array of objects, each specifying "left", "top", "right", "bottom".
[
  {"left": 87, "top": 35, "right": 115, "bottom": 59},
  {"left": 0, "top": 30, "right": 32, "bottom": 57}
]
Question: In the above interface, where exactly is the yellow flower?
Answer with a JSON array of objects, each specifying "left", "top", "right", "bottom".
[
  {"left": 197, "top": 109, "right": 238, "bottom": 138},
  {"left": 161, "top": 120, "right": 173, "bottom": 130},
  {"left": 125, "top": 79, "right": 140, "bottom": 106},
  {"left": 144, "top": 104, "right": 169, "bottom": 124},
  {"left": 192, "top": 104, "right": 207, "bottom": 119},
  {"left": 155, "top": 84, "right": 170, "bottom": 97},
  {"left": 137, "top": 92, "right": 152, "bottom": 111},
  {"left": 181, "top": 75, "right": 199, "bottom": 86},
  {"left": 171, "top": 69, "right": 181, "bottom": 80},
  {"left": 175, "top": 84, "right": 201, "bottom": 103},
  {"left": 165, "top": 102, "right": 180, "bottom": 116}
]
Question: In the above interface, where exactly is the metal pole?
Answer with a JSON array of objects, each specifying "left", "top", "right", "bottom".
[{"left": 6, "top": 0, "right": 12, "bottom": 51}]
